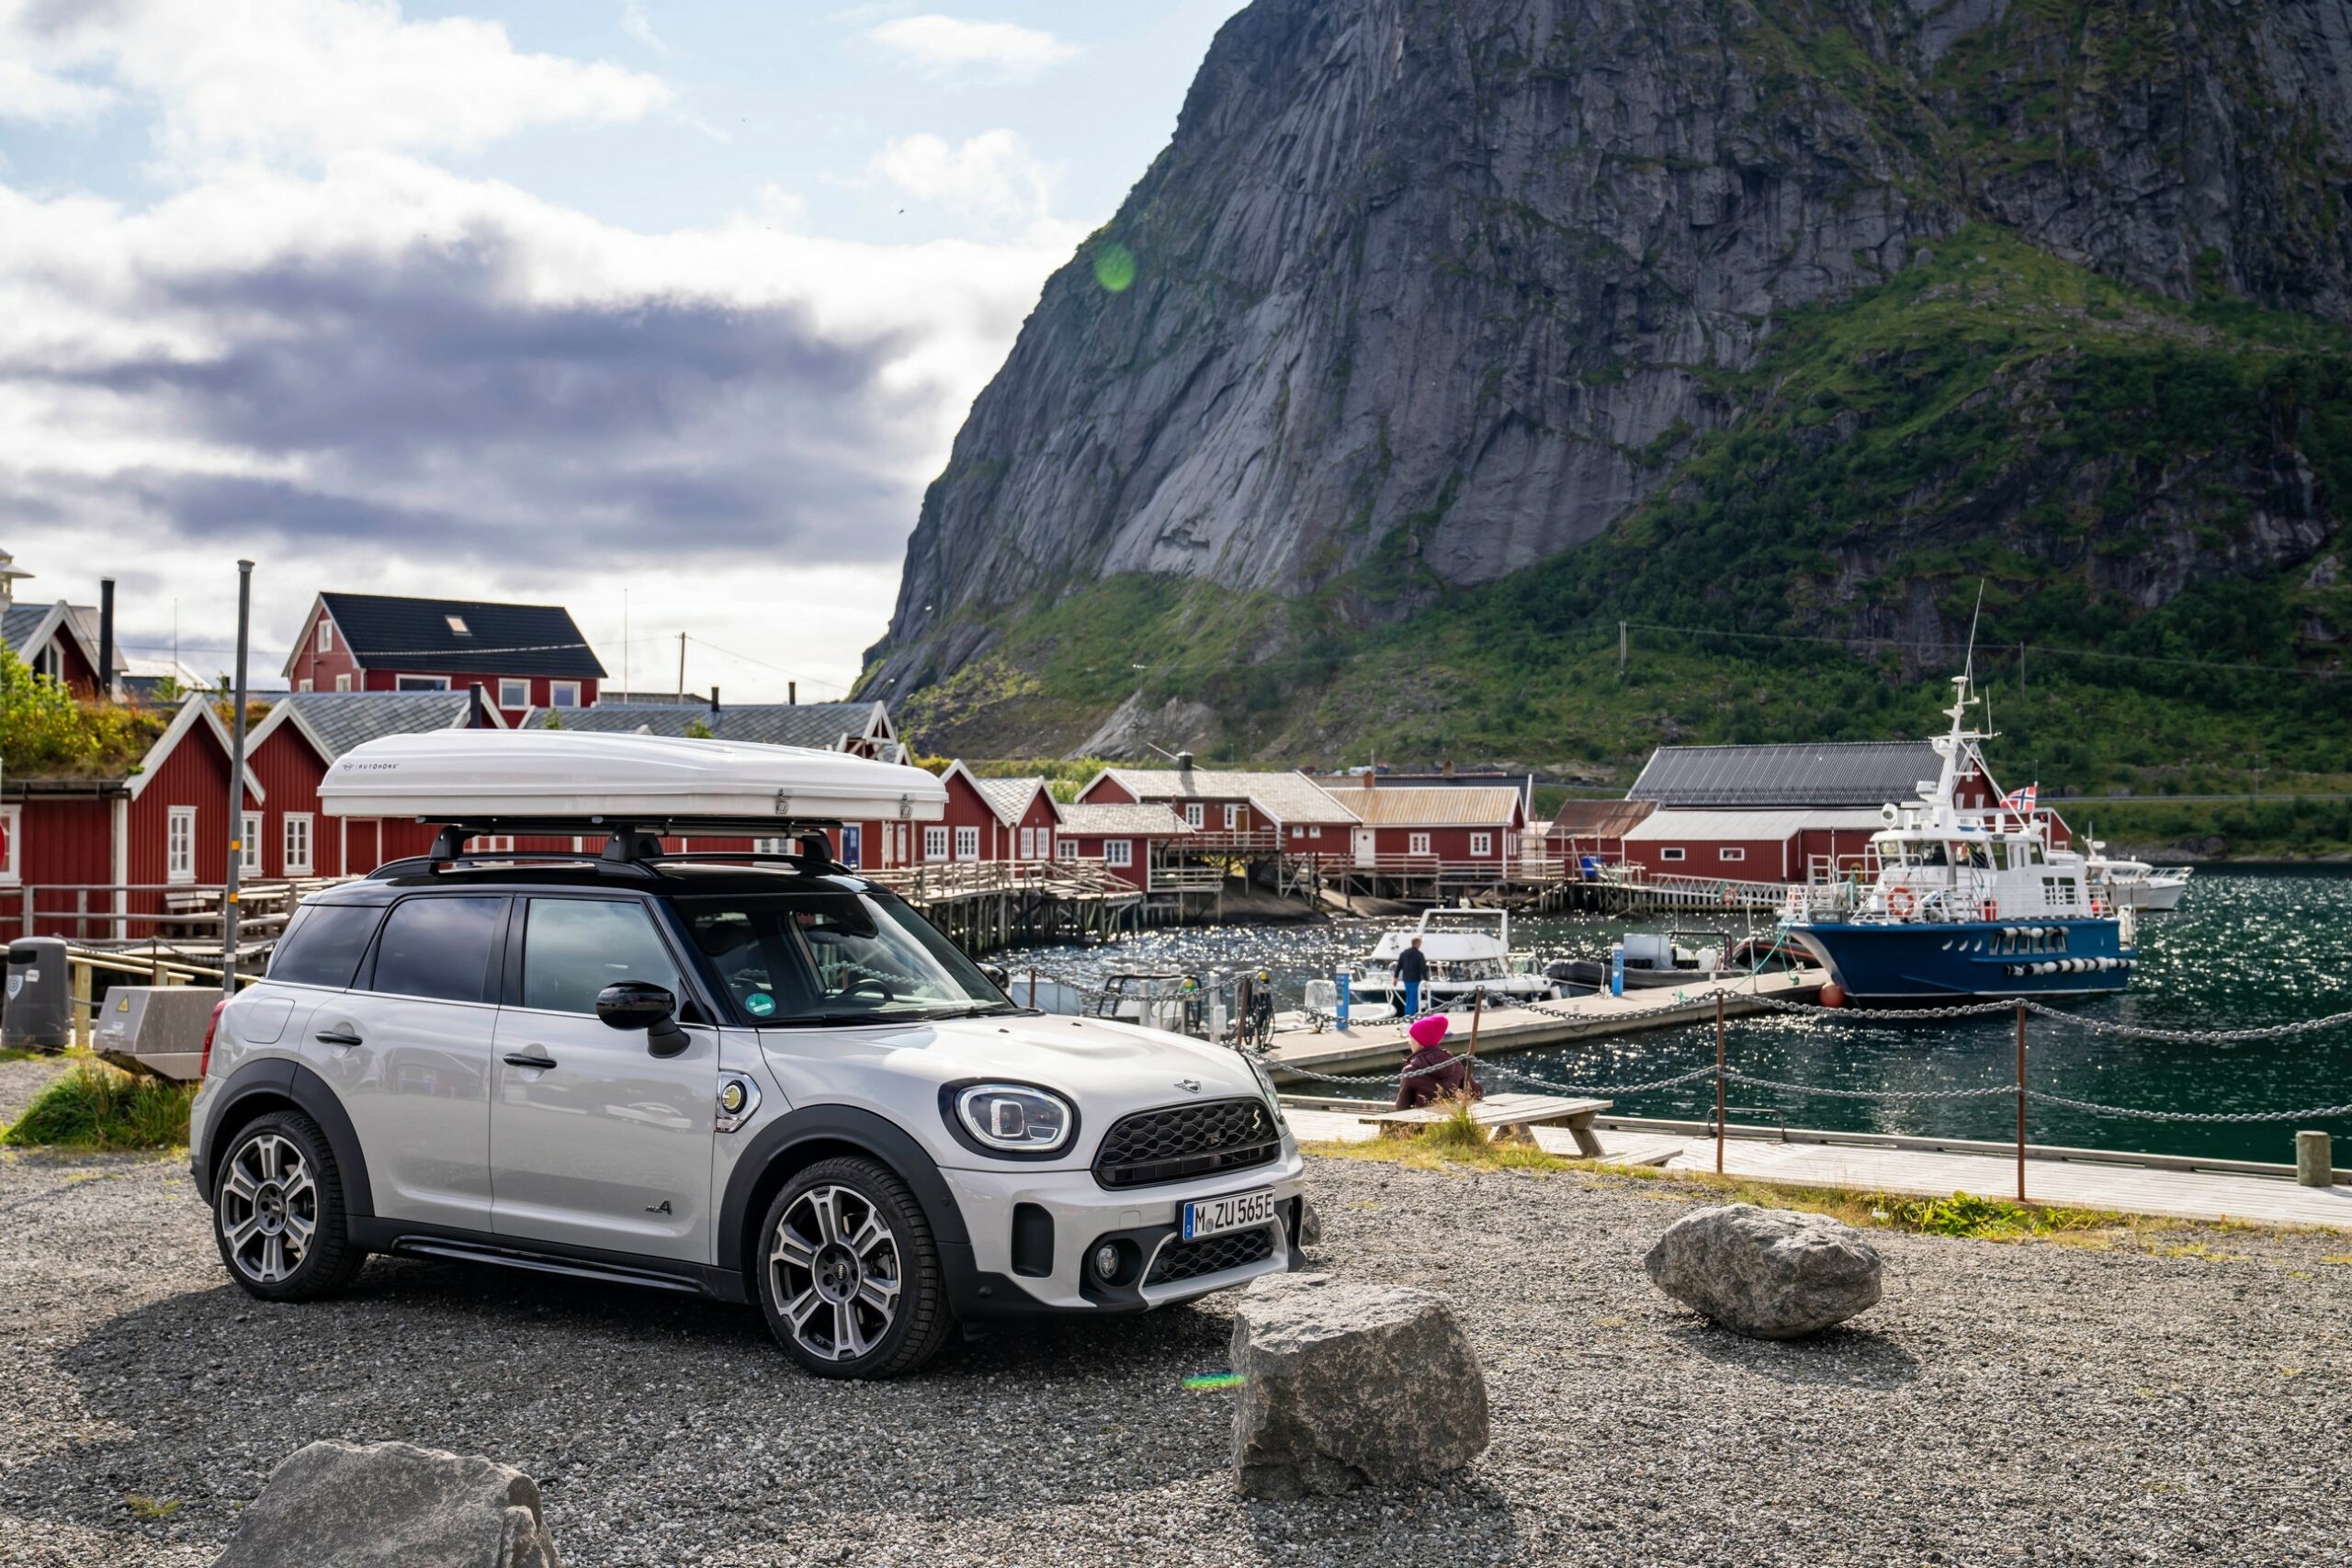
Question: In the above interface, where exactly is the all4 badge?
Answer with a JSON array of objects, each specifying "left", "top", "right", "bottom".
[{"left": 715, "top": 1072, "right": 763, "bottom": 1134}]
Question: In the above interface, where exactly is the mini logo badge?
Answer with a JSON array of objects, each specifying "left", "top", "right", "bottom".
[{"left": 1175, "top": 1078, "right": 1202, "bottom": 1094}]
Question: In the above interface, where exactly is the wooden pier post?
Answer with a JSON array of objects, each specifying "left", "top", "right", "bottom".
[
  {"left": 2015, "top": 1000, "right": 2028, "bottom": 1204},
  {"left": 1713, "top": 991, "right": 1726, "bottom": 1176}
]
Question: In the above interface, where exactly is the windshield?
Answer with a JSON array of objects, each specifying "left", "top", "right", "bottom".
[{"left": 675, "top": 890, "right": 1012, "bottom": 1025}]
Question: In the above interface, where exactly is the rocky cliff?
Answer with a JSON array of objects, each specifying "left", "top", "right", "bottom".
[{"left": 860, "top": 0, "right": 2352, "bottom": 761}]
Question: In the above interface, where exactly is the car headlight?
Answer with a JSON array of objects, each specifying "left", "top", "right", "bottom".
[
  {"left": 949, "top": 1083, "right": 1076, "bottom": 1155},
  {"left": 1246, "top": 1055, "right": 1286, "bottom": 1125}
]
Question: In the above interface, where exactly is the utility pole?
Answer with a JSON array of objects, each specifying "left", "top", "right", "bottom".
[
  {"left": 676, "top": 631, "right": 687, "bottom": 702},
  {"left": 1618, "top": 620, "right": 1628, "bottom": 678},
  {"left": 221, "top": 559, "right": 253, "bottom": 997},
  {"left": 622, "top": 588, "right": 630, "bottom": 699},
  {"left": 2018, "top": 641, "right": 2025, "bottom": 693}
]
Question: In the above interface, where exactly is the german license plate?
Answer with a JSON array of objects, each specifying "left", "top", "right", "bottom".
[{"left": 1182, "top": 1187, "right": 1276, "bottom": 1241}]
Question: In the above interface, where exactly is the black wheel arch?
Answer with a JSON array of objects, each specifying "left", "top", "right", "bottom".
[
  {"left": 718, "top": 1103, "right": 969, "bottom": 1285},
  {"left": 196, "top": 1057, "right": 375, "bottom": 1221}
]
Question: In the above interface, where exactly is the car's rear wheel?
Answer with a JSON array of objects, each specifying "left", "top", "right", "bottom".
[
  {"left": 756, "top": 1156, "right": 951, "bottom": 1379},
  {"left": 211, "top": 1111, "right": 364, "bottom": 1302}
]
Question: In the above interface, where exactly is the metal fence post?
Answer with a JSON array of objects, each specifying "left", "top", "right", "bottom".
[
  {"left": 2015, "top": 1000, "right": 2028, "bottom": 1203},
  {"left": 1714, "top": 992, "right": 1727, "bottom": 1176}
]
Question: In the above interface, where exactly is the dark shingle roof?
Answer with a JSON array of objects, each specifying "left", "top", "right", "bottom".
[
  {"left": 320, "top": 592, "right": 606, "bottom": 679},
  {"left": 276, "top": 691, "right": 483, "bottom": 759},
  {"left": 1, "top": 604, "right": 52, "bottom": 657},
  {"left": 1628, "top": 742, "right": 1945, "bottom": 807},
  {"left": 525, "top": 701, "right": 885, "bottom": 750}
]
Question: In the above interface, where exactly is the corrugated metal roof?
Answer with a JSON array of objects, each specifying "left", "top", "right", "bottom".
[
  {"left": 1097, "top": 767, "right": 1358, "bottom": 824},
  {"left": 1057, "top": 802, "right": 1192, "bottom": 836},
  {"left": 276, "top": 691, "right": 481, "bottom": 758},
  {"left": 1318, "top": 784, "right": 1522, "bottom": 828},
  {"left": 526, "top": 701, "right": 883, "bottom": 750},
  {"left": 973, "top": 775, "right": 1048, "bottom": 824},
  {"left": 1623, "top": 807, "right": 1892, "bottom": 842},
  {"left": 1629, "top": 742, "right": 1944, "bottom": 807},
  {"left": 320, "top": 592, "right": 607, "bottom": 679}
]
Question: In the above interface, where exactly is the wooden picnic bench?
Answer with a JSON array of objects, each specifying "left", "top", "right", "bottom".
[{"left": 1361, "top": 1093, "right": 1612, "bottom": 1156}]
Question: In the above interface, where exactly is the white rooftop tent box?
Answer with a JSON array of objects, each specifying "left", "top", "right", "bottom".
[{"left": 318, "top": 730, "right": 947, "bottom": 826}]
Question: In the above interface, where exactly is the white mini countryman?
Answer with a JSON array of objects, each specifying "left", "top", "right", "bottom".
[{"left": 187, "top": 731, "right": 1307, "bottom": 1378}]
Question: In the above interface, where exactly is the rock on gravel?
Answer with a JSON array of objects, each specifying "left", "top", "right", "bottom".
[
  {"left": 213, "top": 1439, "right": 561, "bottom": 1568},
  {"left": 1645, "top": 1202, "right": 1883, "bottom": 1339},
  {"left": 1228, "top": 1273, "right": 1488, "bottom": 1499}
]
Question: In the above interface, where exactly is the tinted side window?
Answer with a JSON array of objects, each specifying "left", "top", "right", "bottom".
[
  {"left": 369, "top": 897, "right": 505, "bottom": 1004},
  {"left": 268, "top": 902, "right": 385, "bottom": 989},
  {"left": 521, "top": 898, "right": 682, "bottom": 1015}
]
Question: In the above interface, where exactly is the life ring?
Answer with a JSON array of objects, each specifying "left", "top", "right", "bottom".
[
  {"left": 1981, "top": 897, "right": 1998, "bottom": 921},
  {"left": 1887, "top": 886, "right": 1916, "bottom": 918}
]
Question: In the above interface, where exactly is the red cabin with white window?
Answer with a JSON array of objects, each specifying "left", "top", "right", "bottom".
[
  {"left": 283, "top": 592, "right": 605, "bottom": 725},
  {"left": 1051, "top": 803, "right": 1193, "bottom": 888},
  {"left": 1078, "top": 757, "right": 1356, "bottom": 852},
  {"left": 1311, "top": 781, "right": 1527, "bottom": 874},
  {"left": 241, "top": 691, "right": 507, "bottom": 877}
]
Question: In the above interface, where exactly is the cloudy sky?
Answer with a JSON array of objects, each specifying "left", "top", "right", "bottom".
[{"left": 0, "top": 0, "right": 1244, "bottom": 697}]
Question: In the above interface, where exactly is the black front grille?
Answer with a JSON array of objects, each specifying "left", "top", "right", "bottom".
[
  {"left": 1147, "top": 1225, "right": 1275, "bottom": 1286},
  {"left": 1092, "top": 1098, "right": 1281, "bottom": 1189}
]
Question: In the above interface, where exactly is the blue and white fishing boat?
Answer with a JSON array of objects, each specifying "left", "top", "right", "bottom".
[{"left": 1780, "top": 671, "right": 2135, "bottom": 1003}]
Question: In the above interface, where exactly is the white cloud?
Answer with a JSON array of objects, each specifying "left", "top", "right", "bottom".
[
  {"left": 1, "top": 0, "right": 669, "bottom": 164},
  {"left": 870, "top": 130, "right": 1062, "bottom": 234},
  {"left": 620, "top": 1, "right": 673, "bottom": 56},
  {"left": 865, "top": 15, "right": 1078, "bottom": 78},
  {"left": 0, "top": 58, "right": 115, "bottom": 124}
]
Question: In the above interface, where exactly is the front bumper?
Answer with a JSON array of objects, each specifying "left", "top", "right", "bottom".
[{"left": 939, "top": 1143, "right": 1308, "bottom": 1316}]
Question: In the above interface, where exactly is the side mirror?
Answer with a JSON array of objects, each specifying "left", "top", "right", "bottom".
[
  {"left": 978, "top": 962, "right": 1010, "bottom": 992},
  {"left": 596, "top": 981, "right": 690, "bottom": 1058}
]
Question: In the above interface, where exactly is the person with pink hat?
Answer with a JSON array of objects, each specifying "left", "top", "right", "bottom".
[{"left": 1393, "top": 1011, "right": 1486, "bottom": 1111}]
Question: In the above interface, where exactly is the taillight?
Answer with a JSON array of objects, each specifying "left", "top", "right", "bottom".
[{"left": 200, "top": 998, "right": 229, "bottom": 1079}]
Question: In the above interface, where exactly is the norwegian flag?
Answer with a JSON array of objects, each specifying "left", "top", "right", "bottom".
[{"left": 2001, "top": 783, "right": 2039, "bottom": 814}]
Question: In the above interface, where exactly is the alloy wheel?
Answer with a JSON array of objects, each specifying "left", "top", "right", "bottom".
[
  {"left": 769, "top": 1184, "right": 904, "bottom": 1363},
  {"left": 219, "top": 1132, "right": 317, "bottom": 1284}
]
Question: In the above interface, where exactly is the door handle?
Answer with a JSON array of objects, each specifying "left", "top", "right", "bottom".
[
  {"left": 503, "top": 1052, "right": 559, "bottom": 1071},
  {"left": 314, "top": 1028, "right": 363, "bottom": 1046}
]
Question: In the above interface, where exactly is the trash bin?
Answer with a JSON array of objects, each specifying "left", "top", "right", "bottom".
[{"left": 3, "top": 937, "right": 72, "bottom": 1053}]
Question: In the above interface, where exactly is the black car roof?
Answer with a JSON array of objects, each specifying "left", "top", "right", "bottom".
[{"left": 309, "top": 861, "right": 878, "bottom": 903}]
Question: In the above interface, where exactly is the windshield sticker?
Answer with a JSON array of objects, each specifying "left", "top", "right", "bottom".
[{"left": 744, "top": 992, "right": 776, "bottom": 1018}]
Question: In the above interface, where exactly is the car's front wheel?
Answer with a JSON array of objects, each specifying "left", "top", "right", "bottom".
[
  {"left": 756, "top": 1156, "right": 952, "bottom": 1379},
  {"left": 210, "top": 1111, "right": 363, "bottom": 1302}
]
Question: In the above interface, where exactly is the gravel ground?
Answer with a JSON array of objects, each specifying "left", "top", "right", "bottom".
[{"left": 1, "top": 1127, "right": 2348, "bottom": 1567}]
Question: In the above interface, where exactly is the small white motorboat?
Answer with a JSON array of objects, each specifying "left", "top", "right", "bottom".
[
  {"left": 1344, "top": 905, "right": 1559, "bottom": 1011},
  {"left": 2086, "top": 840, "right": 2193, "bottom": 912}
]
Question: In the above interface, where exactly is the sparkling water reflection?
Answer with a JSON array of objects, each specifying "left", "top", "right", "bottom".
[{"left": 997, "top": 868, "right": 2352, "bottom": 1165}]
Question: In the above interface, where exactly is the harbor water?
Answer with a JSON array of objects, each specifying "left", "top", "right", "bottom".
[{"left": 997, "top": 867, "right": 2352, "bottom": 1167}]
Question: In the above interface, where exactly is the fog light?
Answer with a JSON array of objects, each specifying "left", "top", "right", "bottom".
[{"left": 1093, "top": 1243, "right": 1121, "bottom": 1280}]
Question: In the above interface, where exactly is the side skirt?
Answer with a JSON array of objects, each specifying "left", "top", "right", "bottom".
[{"left": 348, "top": 1218, "right": 747, "bottom": 1303}]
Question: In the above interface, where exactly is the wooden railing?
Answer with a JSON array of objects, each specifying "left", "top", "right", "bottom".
[
  {"left": 864, "top": 858, "right": 1143, "bottom": 904},
  {"left": 1148, "top": 863, "right": 1226, "bottom": 893},
  {"left": 10, "top": 878, "right": 351, "bottom": 942},
  {"left": 55, "top": 942, "right": 264, "bottom": 1047}
]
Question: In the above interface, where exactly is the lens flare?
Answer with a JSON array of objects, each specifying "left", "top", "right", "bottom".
[
  {"left": 1093, "top": 243, "right": 1137, "bottom": 293},
  {"left": 1182, "top": 1371, "right": 1246, "bottom": 1391}
]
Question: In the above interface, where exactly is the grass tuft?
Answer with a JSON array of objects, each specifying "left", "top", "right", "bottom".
[
  {"left": 123, "top": 1494, "right": 181, "bottom": 1520},
  {"left": 3, "top": 1062, "right": 194, "bottom": 1151}
]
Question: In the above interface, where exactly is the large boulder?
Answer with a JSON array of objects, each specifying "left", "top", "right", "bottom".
[
  {"left": 1645, "top": 1203, "right": 1883, "bottom": 1339},
  {"left": 1228, "top": 1272, "right": 1489, "bottom": 1499},
  {"left": 213, "top": 1440, "right": 561, "bottom": 1568}
]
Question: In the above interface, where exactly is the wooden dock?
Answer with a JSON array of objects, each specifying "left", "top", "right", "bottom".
[
  {"left": 1282, "top": 1105, "right": 2352, "bottom": 1229},
  {"left": 1262, "top": 968, "right": 1823, "bottom": 1083}
]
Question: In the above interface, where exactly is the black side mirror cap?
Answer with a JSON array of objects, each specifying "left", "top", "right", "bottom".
[{"left": 597, "top": 981, "right": 677, "bottom": 1032}]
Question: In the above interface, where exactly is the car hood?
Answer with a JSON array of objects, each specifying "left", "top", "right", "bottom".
[{"left": 753, "top": 1011, "right": 1276, "bottom": 1169}]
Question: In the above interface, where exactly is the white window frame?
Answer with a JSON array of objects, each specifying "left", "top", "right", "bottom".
[
  {"left": 282, "top": 813, "right": 314, "bottom": 875},
  {"left": 1057, "top": 837, "right": 1077, "bottom": 861},
  {"left": 464, "top": 835, "right": 515, "bottom": 853},
  {"left": 0, "top": 804, "right": 18, "bottom": 886},
  {"left": 295, "top": 679, "right": 313, "bottom": 694},
  {"left": 446, "top": 615, "right": 471, "bottom": 636},
  {"left": 1183, "top": 803, "right": 1204, "bottom": 829},
  {"left": 334, "top": 673, "right": 352, "bottom": 693},
  {"left": 753, "top": 837, "right": 791, "bottom": 854},
  {"left": 1408, "top": 832, "right": 1431, "bottom": 856},
  {"left": 923, "top": 826, "right": 949, "bottom": 863},
  {"left": 1104, "top": 838, "right": 1133, "bottom": 868},
  {"left": 1470, "top": 832, "right": 1492, "bottom": 857},
  {"left": 499, "top": 678, "right": 530, "bottom": 708},
  {"left": 240, "top": 812, "right": 263, "bottom": 875},
  {"left": 1719, "top": 847, "right": 1747, "bottom": 863},
  {"left": 549, "top": 681, "right": 582, "bottom": 708},
  {"left": 1660, "top": 846, "right": 1686, "bottom": 863},
  {"left": 1019, "top": 827, "right": 1036, "bottom": 859},
  {"left": 1309, "top": 825, "right": 1321, "bottom": 840},
  {"left": 955, "top": 826, "right": 980, "bottom": 862},
  {"left": 394, "top": 674, "right": 448, "bottom": 692},
  {"left": 166, "top": 806, "right": 197, "bottom": 885},
  {"left": 1223, "top": 805, "right": 1240, "bottom": 831},
  {"left": 317, "top": 619, "right": 334, "bottom": 654}
]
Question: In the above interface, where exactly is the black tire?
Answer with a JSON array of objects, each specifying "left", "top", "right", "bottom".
[
  {"left": 210, "top": 1111, "right": 364, "bottom": 1302},
  {"left": 755, "top": 1156, "right": 953, "bottom": 1379}
]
